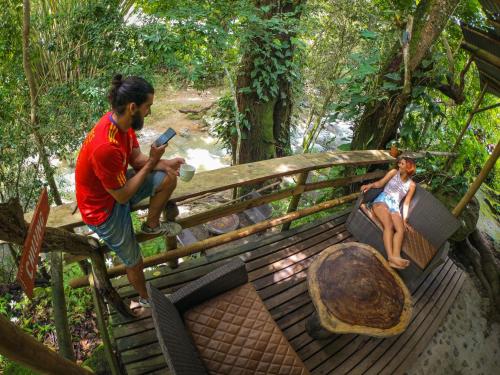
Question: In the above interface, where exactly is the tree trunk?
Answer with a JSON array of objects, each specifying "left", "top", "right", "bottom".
[
  {"left": 50, "top": 251, "right": 75, "bottom": 361},
  {"left": 22, "top": 0, "right": 62, "bottom": 205},
  {"left": 0, "top": 199, "right": 97, "bottom": 256},
  {"left": 236, "top": 0, "right": 303, "bottom": 165},
  {"left": 351, "top": 0, "right": 460, "bottom": 150}
]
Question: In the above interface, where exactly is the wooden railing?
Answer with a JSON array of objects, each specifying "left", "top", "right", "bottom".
[
  {"left": 19, "top": 149, "right": 454, "bottom": 372},
  {"left": 24, "top": 150, "right": 453, "bottom": 288},
  {"left": 24, "top": 150, "right": 452, "bottom": 302}
]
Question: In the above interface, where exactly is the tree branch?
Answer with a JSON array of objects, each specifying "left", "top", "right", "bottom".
[{"left": 0, "top": 199, "right": 97, "bottom": 256}]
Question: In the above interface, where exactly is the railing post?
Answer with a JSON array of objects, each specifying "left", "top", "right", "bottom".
[
  {"left": 164, "top": 201, "right": 180, "bottom": 269},
  {"left": 282, "top": 171, "right": 309, "bottom": 232},
  {"left": 452, "top": 141, "right": 500, "bottom": 217}
]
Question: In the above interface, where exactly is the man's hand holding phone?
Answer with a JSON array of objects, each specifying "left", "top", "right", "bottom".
[
  {"left": 149, "top": 143, "right": 167, "bottom": 164},
  {"left": 154, "top": 128, "right": 176, "bottom": 147}
]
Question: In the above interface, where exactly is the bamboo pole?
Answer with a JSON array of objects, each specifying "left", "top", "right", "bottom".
[
  {"left": 89, "top": 275, "right": 121, "bottom": 375},
  {"left": 70, "top": 193, "right": 359, "bottom": 288},
  {"left": 452, "top": 141, "right": 500, "bottom": 217},
  {"left": 0, "top": 314, "right": 93, "bottom": 374},
  {"left": 282, "top": 171, "right": 309, "bottom": 232},
  {"left": 444, "top": 84, "right": 488, "bottom": 171}
]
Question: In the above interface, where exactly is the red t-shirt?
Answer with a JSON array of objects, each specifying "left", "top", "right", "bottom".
[{"left": 75, "top": 112, "right": 139, "bottom": 226}]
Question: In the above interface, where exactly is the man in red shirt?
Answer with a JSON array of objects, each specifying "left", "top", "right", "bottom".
[{"left": 76, "top": 75, "right": 183, "bottom": 308}]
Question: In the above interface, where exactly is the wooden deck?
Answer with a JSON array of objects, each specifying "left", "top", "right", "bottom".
[{"left": 108, "top": 210, "right": 465, "bottom": 375}]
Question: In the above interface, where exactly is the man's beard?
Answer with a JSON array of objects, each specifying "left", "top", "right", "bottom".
[{"left": 131, "top": 111, "right": 144, "bottom": 131}]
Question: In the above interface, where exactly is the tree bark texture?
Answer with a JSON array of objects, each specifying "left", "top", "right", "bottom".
[
  {"left": 236, "top": 0, "right": 303, "bottom": 164},
  {"left": 22, "top": 0, "right": 62, "bottom": 205},
  {"left": 0, "top": 314, "right": 93, "bottom": 375},
  {"left": 0, "top": 199, "right": 97, "bottom": 256},
  {"left": 50, "top": 251, "right": 75, "bottom": 361},
  {"left": 351, "top": 0, "right": 460, "bottom": 150},
  {"left": 0, "top": 198, "right": 131, "bottom": 316}
]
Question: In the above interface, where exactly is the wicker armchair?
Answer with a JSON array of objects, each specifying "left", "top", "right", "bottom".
[
  {"left": 147, "top": 259, "right": 309, "bottom": 375},
  {"left": 346, "top": 184, "right": 460, "bottom": 292}
]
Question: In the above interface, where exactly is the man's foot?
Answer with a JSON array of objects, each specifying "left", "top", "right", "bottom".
[
  {"left": 389, "top": 256, "right": 410, "bottom": 268},
  {"left": 141, "top": 221, "right": 182, "bottom": 236},
  {"left": 138, "top": 297, "right": 151, "bottom": 308}
]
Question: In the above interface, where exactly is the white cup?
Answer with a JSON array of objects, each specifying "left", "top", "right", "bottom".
[{"left": 179, "top": 164, "right": 195, "bottom": 182}]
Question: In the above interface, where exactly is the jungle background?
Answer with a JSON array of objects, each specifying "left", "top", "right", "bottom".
[{"left": 0, "top": 0, "right": 498, "bottom": 373}]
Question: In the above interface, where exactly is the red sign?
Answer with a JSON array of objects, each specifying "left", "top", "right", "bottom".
[{"left": 17, "top": 188, "right": 50, "bottom": 298}]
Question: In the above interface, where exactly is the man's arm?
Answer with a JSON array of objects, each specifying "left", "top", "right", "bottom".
[
  {"left": 106, "top": 145, "right": 166, "bottom": 204},
  {"left": 130, "top": 146, "right": 185, "bottom": 176}
]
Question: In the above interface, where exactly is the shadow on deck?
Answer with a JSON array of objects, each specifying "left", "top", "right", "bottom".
[{"left": 108, "top": 210, "right": 465, "bottom": 375}]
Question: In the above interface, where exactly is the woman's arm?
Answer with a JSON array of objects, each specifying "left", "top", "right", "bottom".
[
  {"left": 402, "top": 181, "right": 416, "bottom": 223},
  {"left": 361, "top": 169, "right": 397, "bottom": 193}
]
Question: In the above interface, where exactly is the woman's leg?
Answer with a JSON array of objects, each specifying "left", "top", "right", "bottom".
[
  {"left": 372, "top": 203, "right": 394, "bottom": 259},
  {"left": 390, "top": 213, "right": 409, "bottom": 267}
]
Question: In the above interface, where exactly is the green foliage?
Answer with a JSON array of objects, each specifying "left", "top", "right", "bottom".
[
  {"left": 209, "top": 93, "right": 249, "bottom": 155},
  {"left": 4, "top": 361, "right": 38, "bottom": 375}
]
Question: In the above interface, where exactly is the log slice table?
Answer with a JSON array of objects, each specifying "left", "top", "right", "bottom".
[{"left": 306, "top": 242, "right": 412, "bottom": 339}]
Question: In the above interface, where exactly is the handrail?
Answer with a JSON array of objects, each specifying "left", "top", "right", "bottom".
[{"left": 26, "top": 150, "right": 396, "bottom": 229}]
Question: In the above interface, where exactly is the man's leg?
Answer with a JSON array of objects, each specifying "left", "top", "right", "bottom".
[
  {"left": 145, "top": 173, "right": 177, "bottom": 228},
  {"left": 125, "top": 258, "right": 147, "bottom": 299}
]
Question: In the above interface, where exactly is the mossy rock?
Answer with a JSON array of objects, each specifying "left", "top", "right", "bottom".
[
  {"left": 82, "top": 344, "right": 111, "bottom": 375},
  {"left": 434, "top": 191, "right": 479, "bottom": 242}
]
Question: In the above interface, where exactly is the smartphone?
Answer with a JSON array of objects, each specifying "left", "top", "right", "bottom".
[{"left": 154, "top": 128, "right": 176, "bottom": 147}]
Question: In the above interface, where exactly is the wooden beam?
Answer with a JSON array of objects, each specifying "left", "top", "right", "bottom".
[
  {"left": 452, "top": 141, "right": 500, "bottom": 217},
  {"left": 69, "top": 193, "right": 360, "bottom": 288},
  {"left": 282, "top": 171, "right": 309, "bottom": 232},
  {"left": 0, "top": 314, "right": 93, "bottom": 374},
  {"left": 462, "top": 41, "right": 500, "bottom": 67},
  {"left": 303, "top": 170, "right": 385, "bottom": 192}
]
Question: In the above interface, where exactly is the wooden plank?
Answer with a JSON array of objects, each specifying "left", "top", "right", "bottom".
[
  {"left": 114, "top": 318, "right": 155, "bottom": 339},
  {"left": 121, "top": 341, "right": 162, "bottom": 365},
  {"left": 251, "top": 231, "right": 352, "bottom": 290},
  {"left": 306, "top": 334, "right": 359, "bottom": 371},
  {"left": 330, "top": 258, "right": 455, "bottom": 374},
  {"left": 278, "top": 303, "right": 315, "bottom": 334},
  {"left": 391, "top": 272, "right": 465, "bottom": 375},
  {"left": 115, "top": 215, "right": 350, "bottom": 300},
  {"left": 246, "top": 221, "right": 348, "bottom": 273},
  {"left": 29, "top": 150, "right": 394, "bottom": 229},
  {"left": 270, "top": 291, "right": 311, "bottom": 321},
  {"left": 347, "top": 261, "right": 458, "bottom": 375},
  {"left": 303, "top": 170, "right": 385, "bottom": 192},
  {"left": 124, "top": 354, "right": 166, "bottom": 375},
  {"left": 115, "top": 328, "right": 157, "bottom": 353},
  {"left": 248, "top": 226, "right": 348, "bottom": 277},
  {"left": 367, "top": 269, "right": 465, "bottom": 375},
  {"left": 144, "top": 368, "right": 170, "bottom": 375},
  {"left": 109, "top": 215, "right": 350, "bottom": 329},
  {"left": 113, "top": 210, "right": 350, "bottom": 289}
]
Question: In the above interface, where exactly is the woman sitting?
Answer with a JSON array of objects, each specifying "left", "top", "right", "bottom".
[{"left": 360, "top": 157, "right": 417, "bottom": 269}]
